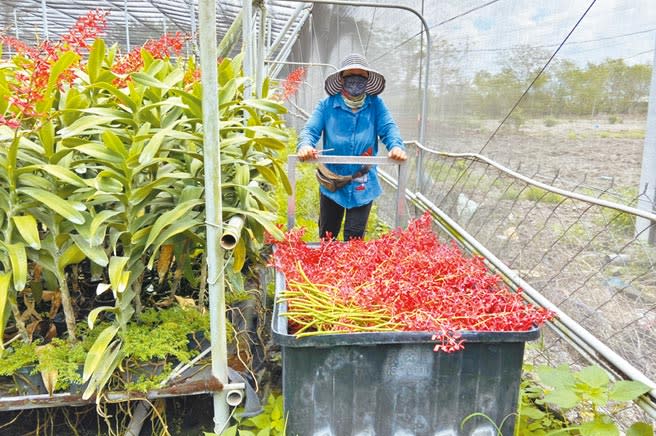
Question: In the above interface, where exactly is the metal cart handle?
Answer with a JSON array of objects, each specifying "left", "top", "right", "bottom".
[{"left": 286, "top": 155, "right": 408, "bottom": 232}]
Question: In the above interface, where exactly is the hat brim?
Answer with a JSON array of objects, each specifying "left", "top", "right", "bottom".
[{"left": 324, "top": 64, "right": 386, "bottom": 96}]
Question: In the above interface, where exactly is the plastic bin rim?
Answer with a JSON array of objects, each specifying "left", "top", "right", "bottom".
[{"left": 271, "top": 269, "right": 541, "bottom": 348}]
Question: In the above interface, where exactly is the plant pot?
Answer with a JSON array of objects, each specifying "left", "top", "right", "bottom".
[{"left": 11, "top": 366, "right": 46, "bottom": 396}]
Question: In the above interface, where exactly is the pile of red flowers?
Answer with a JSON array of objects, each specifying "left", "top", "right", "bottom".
[{"left": 271, "top": 212, "right": 554, "bottom": 352}]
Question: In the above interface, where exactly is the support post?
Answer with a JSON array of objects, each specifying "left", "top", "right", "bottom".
[
  {"left": 243, "top": 0, "right": 254, "bottom": 100},
  {"left": 199, "top": 0, "right": 230, "bottom": 432},
  {"left": 189, "top": 0, "right": 198, "bottom": 58},
  {"left": 40, "top": 0, "right": 48, "bottom": 40},
  {"left": 123, "top": 0, "right": 131, "bottom": 52},
  {"left": 256, "top": 3, "right": 267, "bottom": 97},
  {"left": 636, "top": 34, "right": 656, "bottom": 242}
]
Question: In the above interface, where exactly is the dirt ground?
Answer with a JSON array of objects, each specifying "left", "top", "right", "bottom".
[{"left": 420, "top": 116, "right": 648, "bottom": 193}]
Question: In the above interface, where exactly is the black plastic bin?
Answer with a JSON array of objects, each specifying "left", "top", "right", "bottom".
[{"left": 272, "top": 271, "right": 540, "bottom": 436}]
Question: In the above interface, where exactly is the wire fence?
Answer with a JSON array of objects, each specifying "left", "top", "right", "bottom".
[
  {"left": 375, "top": 141, "right": 656, "bottom": 426},
  {"left": 281, "top": 0, "right": 656, "bottom": 427}
]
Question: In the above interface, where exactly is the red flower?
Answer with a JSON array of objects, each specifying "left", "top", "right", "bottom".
[
  {"left": 280, "top": 67, "right": 306, "bottom": 100},
  {"left": 271, "top": 212, "right": 554, "bottom": 352}
]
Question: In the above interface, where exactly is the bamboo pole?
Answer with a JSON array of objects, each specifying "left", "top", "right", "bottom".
[{"left": 199, "top": 0, "right": 230, "bottom": 432}]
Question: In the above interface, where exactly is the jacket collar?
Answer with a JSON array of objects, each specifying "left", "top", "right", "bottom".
[{"left": 331, "top": 93, "right": 371, "bottom": 111}]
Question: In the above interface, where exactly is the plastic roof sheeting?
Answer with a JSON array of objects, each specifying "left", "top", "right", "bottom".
[{"left": 0, "top": 0, "right": 307, "bottom": 56}]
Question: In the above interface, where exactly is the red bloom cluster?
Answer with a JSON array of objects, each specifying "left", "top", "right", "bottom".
[
  {"left": 271, "top": 212, "right": 554, "bottom": 352},
  {"left": 60, "top": 10, "right": 109, "bottom": 52},
  {"left": 280, "top": 67, "right": 305, "bottom": 100},
  {"left": 1, "top": 9, "right": 109, "bottom": 128},
  {"left": 113, "top": 32, "right": 190, "bottom": 84}
]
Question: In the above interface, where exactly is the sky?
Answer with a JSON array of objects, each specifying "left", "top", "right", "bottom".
[
  {"left": 426, "top": 0, "right": 656, "bottom": 67},
  {"left": 356, "top": 0, "right": 656, "bottom": 72}
]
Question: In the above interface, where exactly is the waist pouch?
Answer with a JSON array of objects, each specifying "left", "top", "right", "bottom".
[{"left": 315, "top": 163, "right": 370, "bottom": 192}]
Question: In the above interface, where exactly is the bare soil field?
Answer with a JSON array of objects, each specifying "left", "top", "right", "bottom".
[{"left": 418, "top": 116, "right": 648, "bottom": 194}]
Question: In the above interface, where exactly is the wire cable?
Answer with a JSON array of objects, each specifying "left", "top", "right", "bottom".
[
  {"left": 477, "top": 0, "right": 598, "bottom": 155},
  {"left": 371, "top": 0, "right": 503, "bottom": 63}
]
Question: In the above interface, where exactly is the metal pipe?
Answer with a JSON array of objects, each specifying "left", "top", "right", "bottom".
[
  {"left": 266, "top": 3, "right": 310, "bottom": 60},
  {"left": 266, "top": 60, "right": 338, "bottom": 71},
  {"left": 123, "top": 0, "right": 131, "bottom": 52},
  {"left": 40, "top": 0, "right": 48, "bottom": 40},
  {"left": 270, "top": 9, "right": 312, "bottom": 78},
  {"left": 0, "top": 375, "right": 232, "bottom": 412},
  {"left": 13, "top": 9, "right": 19, "bottom": 40},
  {"left": 635, "top": 32, "right": 656, "bottom": 241},
  {"left": 276, "top": 0, "right": 431, "bottom": 146},
  {"left": 198, "top": 0, "right": 230, "bottom": 432},
  {"left": 256, "top": 3, "right": 267, "bottom": 97},
  {"left": 411, "top": 192, "right": 656, "bottom": 403},
  {"left": 243, "top": 0, "right": 254, "bottom": 100},
  {"left": 412, "top": 141, "right": 656, "bottom": 224},
  {"left": 189, "top": 0, "right": 198, "bottom": 58}
]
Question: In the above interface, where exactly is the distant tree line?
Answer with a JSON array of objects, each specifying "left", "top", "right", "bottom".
[
  {"left": 380, "top": 33, "right": 653, "bottom": 120},
  {"left": 472, "top": 56, "right": 652, "bottom": 118}
]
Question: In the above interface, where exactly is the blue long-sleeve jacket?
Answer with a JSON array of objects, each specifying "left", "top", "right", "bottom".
[{"left": 297, "top": 94, "right": 405, "bottom": 208}]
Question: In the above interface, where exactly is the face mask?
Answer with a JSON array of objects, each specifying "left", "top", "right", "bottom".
[{"left": 342, "top": 75, "right": 368, "bottom": 97}]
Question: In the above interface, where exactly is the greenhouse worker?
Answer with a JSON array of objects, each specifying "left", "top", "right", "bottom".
[{"left": 297, "top": 53, "right": 407, "bottom": 241}]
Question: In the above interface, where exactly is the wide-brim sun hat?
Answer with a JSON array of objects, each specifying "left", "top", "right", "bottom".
[{"left": 324, "top": 53, "right": 386, "bottom": 96}]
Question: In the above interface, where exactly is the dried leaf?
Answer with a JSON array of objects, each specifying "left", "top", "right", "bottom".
[
  {"left": 157, "top": 244, "right": 174, "bottom": 283},
  {"left": 40, "top": 368, "right": 59, "bottom": 396},
  {"left": 174, "top": 295, "right": 196, "bottom": 310}
]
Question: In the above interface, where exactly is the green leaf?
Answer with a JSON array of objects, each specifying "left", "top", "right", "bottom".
[
  {"left": 13, "top": 215, "right": 41, "bottom": 249},
  {"left": 242, "top": 99, "right": 288, "bottom": 114},
  {"left": 139, "top": 128, "right": 170, "bottom": 165},
  {"left": 89, "top": 210, "right": 121, "bottom": 244},
  {"left": 543, "top": 389, "right": 579, "bottom": 409},
  {"left": 87, "top": 306, "right": 116, "bottom": 329},
  {"left": 71, "top": 234, "right": 108, "bottom": 267},
  {"left": 578, "top": 366, "right": 609, "bottom": 388},
  {"left": 132, "top": 71, "right": 167, "bottom": 89},
  {"left": 232, "top": 238, "right": 246, "bottom": 272},
  {"left": 59, "top": 115, "right": 117, "bottom": 138},
  {"left": 7, "top": 243, "right": 28, "bottom": 292},
  {"left": 626, "top": 422, "right": 654, "bottom": 436},
  {"left": 19, "top": 187, "right": 85, "bottom": 224},
  {"left": 536, "top": 364, "right": 576, "bottom": 390},
  {"left": 245, "top": 126, "right": 288, "bottom": 142},
  {"left": 146, "top": 218, "right": 201, "bottom": 269},
  {"left": 82, "top": 325, "right": 119, "bottom": 382},
  {"left": 144, "top": 200, "right": 203, "bottom": 248},
  {"left": 608, "top": 380, "right": 651, "bottom": 402},
  {"left": 32, "top": 164, "right": 87, "bottom": 187},
  {"left": 87, "top": 38, "right": 106, "bottom": 83},
  {"left": 520, "top": 405, "right": 545, "bottom": 419},
  {"left": 38, "top": 121, "right": 55, "bottom": 158},
  {"left": 219, "top": 78, "right": 238, "bottom": 104},
  {"left": 101, "top": 130, "right": 128, "bottom": 159},
  {"left": 37, "top": 51, "right": 78, "bottom": 113},
  {"left": 0, "top": 272, "right": 11, "bottom": 350},
  {"left": 578, "top": 416, "right": 618, "bottom": 436},
  {"left": 224, "top": 207, "right": 283, "bottom": 241},
  {"left": 89, "top": 82, "right": 137, "bottom": 113},
  {"left": 108, "top": 256, "right": 130, "bottom": 294},
  {"left": 58, "top": 243, "right": 86, "bottom": 270},
  {"left": 82, "top": 339, "right": 122, "bottom": 400},
  {"left": 252, "top": 137, "right": 286, "bottom": 150},
  {"left": 74, "top": 142, "right": 124, "bottom": 164}
]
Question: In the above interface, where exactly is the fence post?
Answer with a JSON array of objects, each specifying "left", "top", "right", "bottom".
[{"left": 635, "top": 34, "right": 656, "bottom": 242}]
